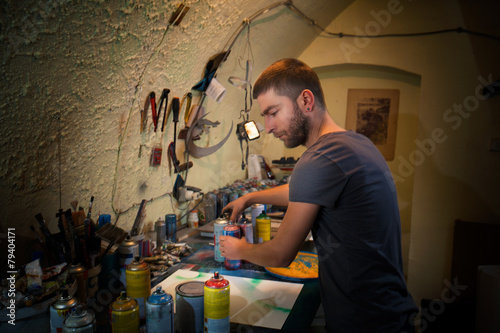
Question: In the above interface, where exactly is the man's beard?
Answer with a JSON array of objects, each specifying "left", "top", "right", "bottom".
[{"left": 283, "top": 102, "right": 310, "bottom": 148}]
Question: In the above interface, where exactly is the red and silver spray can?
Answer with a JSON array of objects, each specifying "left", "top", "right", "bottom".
[
  {"left": 213, "top": 217, "right": 228, "bottom": 262},
  {"left": 223, "top": 222, "right": 241, "bottom": 270},
  {"left": 204, "top": 272, "right": 230, "bottom": 333}
]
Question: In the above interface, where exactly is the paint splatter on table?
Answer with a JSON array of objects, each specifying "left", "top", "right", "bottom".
[{"left": 265, "top": 251, "right": 318, "bottom": 281}]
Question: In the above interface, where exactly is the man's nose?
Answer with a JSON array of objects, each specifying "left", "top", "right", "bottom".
[{"left": 265, "top": 118, "right": 274, "bottom": 134}]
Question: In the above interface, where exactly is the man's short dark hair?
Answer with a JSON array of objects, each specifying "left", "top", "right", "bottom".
[{"left": 253, "top": 58, "right": 326, "bottom": 110}]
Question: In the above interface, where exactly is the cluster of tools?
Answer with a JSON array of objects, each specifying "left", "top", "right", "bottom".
[
  {"left": 141, "top": 89, "right": 194, "bottom": 174},
  {"left": 30, "top": 197, "right": 102, "bottom": 269}
]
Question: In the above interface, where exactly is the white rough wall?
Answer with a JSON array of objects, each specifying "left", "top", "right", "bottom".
[{"left": 0, "top": 0, "right": 345, "bottom": 236}]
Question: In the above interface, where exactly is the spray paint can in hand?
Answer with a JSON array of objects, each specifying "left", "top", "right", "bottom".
[
  {"left": 50, "top": 289, "right": 80, "bottom": 332},
  {"left": 223, "top": 222, "right": 241, "bottom": 270},
  {"left": 62, "top": 305, "right": 95, "bottom": 333},
  {"left": 146, "top": 286, "right": 174, "bottom": 333},
  {"left": 239, "top": 213, "right": 253, "bottom": 244},
  {"left": 256, "top": 212, "right": 271, "bottom": 243},
  {"left": 110, "top": 290, "right": 140, "bottom": 333},
  {"left": 125, "top": 257, "right": 151, "bottom": 321},
  {"left": 213, "top": 217, "right": 228, "bottom": 262},
  {"left": 204, "top": 271, "right": 230, "bottom": 333}
]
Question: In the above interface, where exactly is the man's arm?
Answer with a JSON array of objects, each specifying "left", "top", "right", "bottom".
[{"left": 220, "top": 200, "right": 319, "bottom": 267}]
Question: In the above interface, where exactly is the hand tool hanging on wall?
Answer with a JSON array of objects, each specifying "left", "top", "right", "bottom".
[
  {"left": 169, "top": 3, "right": 190, "bottom": 26},
  {"left": 181, "top": 93, "right": 192, "bottom": 128},
  {"left": 141, "top": 93, "right": 150, "bottom": 133},
  {"left": 172, "top": 97, "right": 180, "bottom": 147},
  {"left": 178, "top": 93, "right": 193, "bottom": 139},
  {"left": 150, "top": 89, "right": 168, "bottom": 166},
  {"left": 159, "top": 88, "right": 170, "bottom": 132},
  {"left": 150, "top": 92, "right": 158, "bottom": 131},
  {"left": 167, "top": 97, "right": 193, "bottom": 174}
]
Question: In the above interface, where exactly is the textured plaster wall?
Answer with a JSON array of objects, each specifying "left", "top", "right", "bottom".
[
  {"left": 300, "top": 0, "right": 500, "bottom": 304},
  {"left": 0, "top": 0, "right": 350, "bottom": 238}
]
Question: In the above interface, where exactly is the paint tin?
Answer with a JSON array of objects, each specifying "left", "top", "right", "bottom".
[
  {"left": 125, "top": 257, "right": 151, "bottom": 320},
  {"left": 175, "top": 281, "right": 205, "bottom": 333},
  {"left": 239, "top": 214, "right": 253, "bottom": 244},
  {"left": 68, "top": 263, "right": 88, "bottom": 305},
  {"left": 62, "top": 305, "right": 95, "bottom": 333},
  {"left": 204, "top": 271, "right": 230, "bottom": 333},
  {"left": 155, "top": 218, "right": 166, "bottom": 248},
  {"left": 213, "top": 217, "right": 228, "bottom": 262},
  {"left": 255, "top": 212, "right": 271, "bottom": 243},
  {"left": 110, "top": 290, "right": 140, "bottom": 333},
  {"left": 165, "top": 213, "right": 177, "bottom": 243},
  {"left": 50, "top": 290, "right": 80, "bottom": 332},
  {"left": 146, "top": 286, "right": 174, "bottom": 333},
  {"left": 223, "top": 222, "right": 241, "bottom": 270}
]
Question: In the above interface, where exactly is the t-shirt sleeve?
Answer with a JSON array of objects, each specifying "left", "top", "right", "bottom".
[{"left": 289, "top": 151, "right": 347, "bottom": 207}]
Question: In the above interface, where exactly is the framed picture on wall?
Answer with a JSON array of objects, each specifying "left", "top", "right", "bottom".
[{"left": 345, "top": 89, "right": 399, "bottom": 161}]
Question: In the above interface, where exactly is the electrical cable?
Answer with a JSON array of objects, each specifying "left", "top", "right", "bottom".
[
  {"left": 111, "top": 22, "right": 174, "bottom": 219},
  {"left": 111, "top": 0, "right": 500, "bottom": 223}
]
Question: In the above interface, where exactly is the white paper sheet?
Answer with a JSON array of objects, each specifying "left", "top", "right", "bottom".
[{"left": 154, "top": 269, "right": 304, "bottom": 330}]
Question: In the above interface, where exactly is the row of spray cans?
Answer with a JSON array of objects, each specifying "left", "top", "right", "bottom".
[
  {"left": 109, "top": 255, "right": 174, "bottom": 333},
  {"left": 107, "top": 271, "right": 230, "bottom": 333}
]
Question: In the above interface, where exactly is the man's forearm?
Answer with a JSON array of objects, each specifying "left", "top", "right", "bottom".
[{"left": 243, "top": 184, "right": 289, "bottom": 207}]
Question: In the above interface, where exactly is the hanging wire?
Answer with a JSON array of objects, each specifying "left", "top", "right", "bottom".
[{"left": 111, "top": 0, "right": 500, "bottom": 222}]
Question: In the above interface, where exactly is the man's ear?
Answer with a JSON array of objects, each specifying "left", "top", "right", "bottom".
[{"left": 299, "top": 89, "right": 315, "bottom": 112}]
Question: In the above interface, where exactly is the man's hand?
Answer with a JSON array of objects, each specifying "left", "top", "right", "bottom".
[
  {"left": 222, "top": 196, "right": 248, "bottom": 222},
  {"left": 219, "top": 235, "right": 248, "bottom": 260}
]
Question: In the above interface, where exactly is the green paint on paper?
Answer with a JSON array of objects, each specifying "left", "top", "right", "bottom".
[{"left": 257, "top": 299, "right": 291, "bottom": 313}]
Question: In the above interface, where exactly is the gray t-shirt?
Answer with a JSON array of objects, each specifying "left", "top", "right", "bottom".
[{"left": 289, "top": 130, "right": 417, "bottom": 332}]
